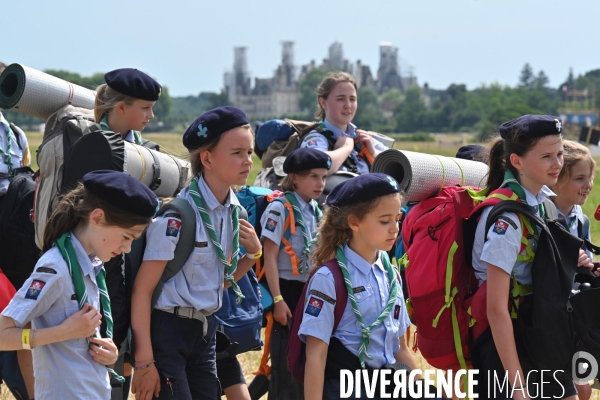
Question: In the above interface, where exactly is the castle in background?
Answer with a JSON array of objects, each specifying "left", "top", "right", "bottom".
[{"left": 223, "top": 41, "right": 418, "bottom": 118}]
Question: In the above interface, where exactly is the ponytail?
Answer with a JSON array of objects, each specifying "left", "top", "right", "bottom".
[
  {"left": 94, "top": 84, "right": 138, "bottom": 123},
  {"left": 485, "top": 138, "right": 507, "bottom": 192}
]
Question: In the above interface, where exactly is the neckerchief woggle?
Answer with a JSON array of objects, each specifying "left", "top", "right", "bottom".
[
  {"left": 100, "top": 116, "right": 144, "bottom": 145},
  {"left": 284, "top": 192, "right": 321, "bottom": 275},
  {"left": 54, "top": 232, "right": 125, "bottom": 383},
  {"left": 188, "top": 176, "right": 244, "bottom": 303},
  {"left": 336, "top": 245, "right": 399, "bottom": 368}
]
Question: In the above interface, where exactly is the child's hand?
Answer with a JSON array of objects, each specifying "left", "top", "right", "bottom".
[
  {"left": 239, "top": 219, "right": 261, "bottom": 255},
  {"left": 356, "top": 130, "right": 376, "bottom": 155},
  {"left": 62, "top": 303, "right": 102, "bottom": 340},
  {"left": 88, "top": 337, "right": 118, "bottom": 365},
  {"left": 274, "top": 300, "right": 292, "bottom": 326},
  {"left": 132, "top": 363, "right": 161, "bottom": 400},
  {"left": 334, "top": 135, "right": 353, "bottom": 151},
  {"left": 578, "top": 249, "right": 594, "bottom": 270}
]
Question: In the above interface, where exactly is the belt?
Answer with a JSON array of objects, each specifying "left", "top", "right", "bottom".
[{"left": 163, "top": 307, "right": 211, "bottom": 336}]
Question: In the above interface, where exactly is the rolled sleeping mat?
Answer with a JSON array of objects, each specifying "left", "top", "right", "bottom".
[
  {"left": 371, "top": 149, "right": 488, "bottom": 202},
  {"left": 0, "top": 63, "right": 96, "bottom": 120},
  {"left": 61, "top": 131, "right": 191, "bottom": 198}
]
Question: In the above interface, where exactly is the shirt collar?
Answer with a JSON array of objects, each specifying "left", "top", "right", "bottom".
[
  {"left": 0, "top": 113, "right": 9, "bottom": 131},
  {"left": 123, "top": 130, "right": 136, "bottom": 143},
  {"left": 322, "top": 118, "right": 357, "bottom": 138},
  {"left": 69, "top": 232, "right": 97, "bottom": 277},
  {"left": 343, "top": 244, "right": 384, "bottom": 275},
  {"left": 557, "top": 204, "right": 583, "bottom": 222},
  {"left": 197, "top": 174, "right": 240, "bottom": 210},
  {"left": 292, "top": 191, "right": 315, "bottom": 212},
  {"left": 522, "top": 185, "right": 555, "bottom": 206}
]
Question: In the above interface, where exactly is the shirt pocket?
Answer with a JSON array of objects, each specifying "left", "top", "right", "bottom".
[
  {"left": 353, "top": 284, "right": 374, "bottom": 304},
  {"left": 62, "top": 306, "right": 90, "bottom": 349},
  {"left": 186, "top": 247, "right": 219, "bottom": 286}
]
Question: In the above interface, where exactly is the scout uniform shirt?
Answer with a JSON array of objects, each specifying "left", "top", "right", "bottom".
[
  {"left": 300, "top": 118, "right": 387, "bottom": 175},
  {"left": 298, "top": 245, "right": 411, "bottom": 368},
  {"left": 260, "top": 191, "right": 318, "bottom": 282},
  {"left": 557, "top": 204, "right": 593, "bottom": 260},
  {"left": 0, "top": 113, "right": 30, "bottom": 195},
  {"left": 472, "top": 185, "right": 555, "bottom": 286},
  {"left": 1, "top": 234, "right": 111, "bottom": 399},
  {"left": 143, "top": 174, "right": 240, "bottom": 314}
]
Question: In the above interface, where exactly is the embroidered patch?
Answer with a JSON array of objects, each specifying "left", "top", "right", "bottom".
[
  {"left": 307, "top": 140, "right": 318, "bottom": 146},
  {"left": 269, "top": 210, "right": 281, "bottom": 216},
  {"left": 498, "top": 216, "right": 517, "bottom": 230},
  {"left": 35, "top": 267, "right": 57, "bottom": 274},
  {"left": 353, "top": 286, "right": 366, "bottom": 293},
  {"left": 25, "top": 280, "right": 46, "bottom": 300},
  {"left": 71, "top": 294, "right": 78, "bottom": 301},
  {"left": 310, "top": 290, "right": 335, "bottom": 305},
  {"left": 265, "top": 218, "right": 277, "bottom": 232},
  {"left": 195, "top": 241, "right": 208, "bottom": 248},
  {"left": 394, "top": 304, "right": 401, "bottom": 319},
  {"left": 493, "top": 220, "right": 508, "bottom": 235},
  {"left": 166, "top": 219, "right": 181, "bottom": 237},
  {"left": 164, "top": 213, "right": 181, "bottom": 219},
  {"left": 305, "top": 296, "right": 323, "bottom": 317}
]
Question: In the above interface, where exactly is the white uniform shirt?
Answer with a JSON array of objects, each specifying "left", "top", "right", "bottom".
[
  {"left": 557, "top": 204, "right": 592, "bottom": 260},
  {"left": 300, "top": 118, "right": 387, "bottom": 175},
  {"left": 260, "top": 192, "right": 318, "bottom": 282},
  {"left": 298, "top": 245, "right": 410, "bottom": 368},
  {"left": 143, "top": 175, "right": 240, "bottom": 314},
  {"left": 1, "top": 233, "right": 110, "bottom": 399},
  {"left": 0, "top": 113, "right": 30, "bottom": 195},
  {"left": 472, "top": 185, "right": 555, "bottom": 286}
]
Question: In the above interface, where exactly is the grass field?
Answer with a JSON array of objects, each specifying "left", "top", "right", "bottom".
[{"left": 2, "top": 132, "right": 600, "bottom": 399}]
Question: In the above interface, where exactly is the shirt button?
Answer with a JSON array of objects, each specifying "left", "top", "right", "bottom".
[
  {"left": 356, "top": 294, "right": 361, "bottom": 300},
  {"left": 386, "top": 321, "right": 390, "bottom": 326}
]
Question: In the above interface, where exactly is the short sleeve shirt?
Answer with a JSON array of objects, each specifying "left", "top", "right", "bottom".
[
  {"left": 143, "top": 175, "right": 240, "bottom": 314},
  {"left": 260, "top": 192, "right": 319, "bottom": 282},
  {"left": 299, "top": 118, "right": 388, "bottom": 175},
  {"left": 298, "top": 245, "right": 410, "bottom": 368},
  {"left": 1, "top": 233, "right": 111, "bottom": 399},
  {"left": 0, "top": 114, "right": 30, "bottom": 195},
  {"left": 557, "top": 205, "right": 592, "bottom": 260},
  {"left": 472, "top": 185, "right": 555, "bottom": 286}
]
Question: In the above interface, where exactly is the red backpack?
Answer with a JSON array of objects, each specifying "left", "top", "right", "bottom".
[
  {"left": 287, "top": 259, "right": 348, "bottom": 383},
  {"left": 400, "top": 186, "right": 530, "bottom": 371}
]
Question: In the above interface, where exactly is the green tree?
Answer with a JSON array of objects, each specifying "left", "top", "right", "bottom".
[
  {"left": 381, "top": 88, "right": 404, "bottom": 104},
  {"left": 153, "top": 85, "right": 172, "bottom": 121},
  {"left": 298, "top": 67, "right": 332, "bottom": 113},
  {"left": 519, "top": 63, "right": 535, "bottom": 89},
  {"left": 395, "top": 86, "right": 427, "bottom": 132},
  {"left": 353, "top": 87, "right": 384, "bottom": 130},
  {"left": 206, "top": 90, "right": 232, "bottom": 110}
]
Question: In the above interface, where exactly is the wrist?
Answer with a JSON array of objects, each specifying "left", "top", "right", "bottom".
[
  {"left": 273, "top": 295, "right": 284, "bottom": 304},
  {"left": 245, "top": 249, "right": 262, "bottom": 259}
]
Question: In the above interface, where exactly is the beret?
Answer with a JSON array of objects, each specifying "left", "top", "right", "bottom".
[
  {"left": 326, "top": 172, "right": 400, "bottom": 208},
  {"left": 82, "top": 170, "right": 158, "bottom": 218},
  {"left": 498, "top": 114, "right": 562, "bottom": 139},
  {"left": 183, "top": 106, "right": 249, "bottom": 151},
  {"left": 456, "top": 145, "right": 485, "bottom": 161},
  {"left": 283, "top": 148, "right": 331, "bottom": 174},
  {"left": 104, "top": 68, "right": 162, "bottom": 102},
  {"left": 255, "top": 120, "right": 295, "bottom": 151}
]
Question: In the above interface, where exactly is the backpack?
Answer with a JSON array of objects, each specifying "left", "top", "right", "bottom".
[
  {"left": 400, "top": 185, "right": 535, "bottom": 371},
  {"left": 0, "top": 167, "right": 39, "bottom": 290},
  {"left": 257, "top": 119, "right": 358, "bottom": 173},
  {"left": 287, "top": 259, "right": 348, "bottom": 384}
]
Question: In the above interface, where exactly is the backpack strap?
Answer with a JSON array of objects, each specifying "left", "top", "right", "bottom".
[
  {"left": 9, "top": 123, "right": 24, "bottom": 151},
  {"left": 150, "top": 197, "right": 197, "bottom": 308},
  {"left": 321, "top": 259, "right": 349, "bottom": 333},
  {"left": 272, "top": 196, "right": 301, "bottom": 276}
]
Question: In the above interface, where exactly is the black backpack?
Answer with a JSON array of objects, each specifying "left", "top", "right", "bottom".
[{"left": 0, "top": 166, "right": 40, "bottom": 290}]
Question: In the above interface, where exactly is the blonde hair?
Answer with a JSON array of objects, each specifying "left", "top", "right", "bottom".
[
  {"left": 312, "top": 192, "right": 401, "bottom": 267},
  {"left": 279, "top": 170, "right": 310, "bottom": 192},
  {"left": 188, "top": 124, "right": 253, "bottom": 178},
  {"left": 314, "top": 72, "right": 358, "bottom": 120},
  {"left": 94, "top": 84, "right": 138, "bottom": 123},
  {"left": 555, "top": 140, "right": 595, "bottom": 188}
]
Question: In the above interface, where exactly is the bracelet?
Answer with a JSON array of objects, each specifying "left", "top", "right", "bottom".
[
  {"left": 31, "top": 329, "right": 36, "bottom": 349},
  {"left": 133, "top": 360, "right": 155, "bottom": 371},
  {"left": 246, "top": 249, "right": 263, "bottom": 260},
  {"left": 22, "top": 329, "right": 31, "bottom": 350},
  {"left": 273, "top": 295, "right": 283, "bottom": 303}
]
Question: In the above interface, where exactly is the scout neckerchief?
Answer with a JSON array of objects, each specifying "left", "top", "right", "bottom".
[
  {"left": 284, "top": 192, "right": 321, "bottom": 275},
  {"left": 189, "top": 176, "right": 244, "bottom": 303},
  {"left": 54, "top": 232, "right": 124, "bottom": 383},
  {"left": 0, "top": 120, "right": 14, "bottom": 175},
  {"left": 336, "top": 245, "right": 399, "bottom": 368},
  {"left": 499, "top": 170, "right": 545, "bottom": 219},
  {"left": 100, "top": 116, "right": 144, "bottom": 145}
]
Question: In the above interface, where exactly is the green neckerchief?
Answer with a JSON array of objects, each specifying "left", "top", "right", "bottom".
[
  {"left": 54, "top": 232, "right": 124, "bottom": 383},
  {"left": 0, "top": 121, "right": 14, "bottom": 174},
  {"left": 499, "top": 170, "right": 545, "bottom": 218},
  {"left": 188, "top": 177, "right": 244, "bottom": 303},
  {"left": 336, "top": 245, "right": 399, "bottom": 368},
  {"left": 99, "top": 116, "right": 144, "bottom": 145},
  {"left": 284, "top": 192, "right": 321, "bottom": 275}
]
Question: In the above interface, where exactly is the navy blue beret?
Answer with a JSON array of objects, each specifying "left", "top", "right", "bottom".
[
  {"left": 456, "top": 145, "right": 485, "bottom": 161},
  {"left": 326, "top": 173, "right": 400, "bottom": 208},
  {"left": 498, "top": 114, "right": 562, "bottom": 139},
  {"left": 283, "top": 148, "right": 331, "bottom": 174},
  {"left": 104, "top": 68, "right": 162, "bottom": 102},
  {"left": 183, "top": 106, "right": 249, "bottom": 151},
  {"left": 82, "top": 170, "right": 158, "bottom": 218}
]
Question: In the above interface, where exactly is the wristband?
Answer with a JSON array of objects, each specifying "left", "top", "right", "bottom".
[
  {"left": 22, "top": 329, "right": 31, "bottom": 350},
  {"left": 246, "top": 249, "right": 263, "bottom": 260},
  {"left": 31, "top": 329, "right": 36, "bottom": 349},
  {"left": 133, "top": 360, "right": 155, "bottom": 371},
  {"left": 273, "top": 295, "right": 283, "bottom": 303}
]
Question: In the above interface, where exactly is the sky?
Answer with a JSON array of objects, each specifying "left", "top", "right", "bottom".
[{"left": 3, "top": 0, "right": 599, "bottom": 97}]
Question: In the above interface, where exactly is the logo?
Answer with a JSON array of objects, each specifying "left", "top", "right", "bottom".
[
  {"left": 493, "top": 220, "right": 508, "bottom": 235},
  {"left": 157, "top": 87, "right": 162, "bottom": 98},
  {"left": 555, "top": 118, "right": 562, "bottom": 133},
  {"left": 572, "top": 351, "right": 598, "bottom": 385},
  {"left": 25, "top": 279, "right": 46, "bottom": 300},
  {"left": 305, "top": 296, "right": 324, "bottom": 317},
  {"left": 387, "top": 176, "right": 398, "bottom": 190},
  {"left": 197, "top": 123, "right": 208, "bottom": 138},
  {"left": 265, "top": 218, "right": 277, "bottom": 232},
  {"left": 166, "top": 219, "right": 181, "bottom": 237},
  {"left": 327, "top": 157, "right": 331, "bottom": 169}
]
